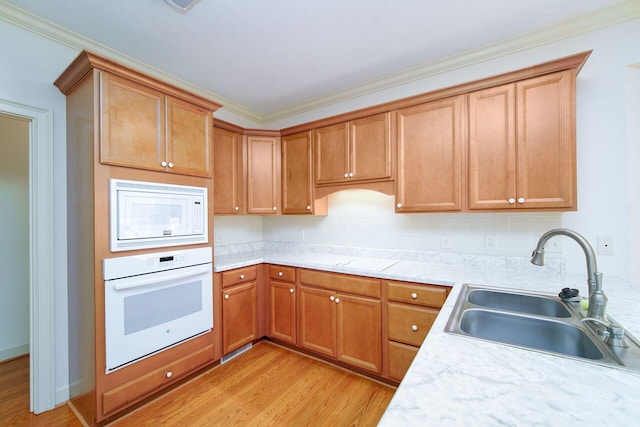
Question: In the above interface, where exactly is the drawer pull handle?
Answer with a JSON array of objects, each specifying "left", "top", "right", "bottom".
[
  {"left": 224, "top": 294, "right": 229, "bottom": 300},
  {"left": 411, "top": 325, "right": 418, "bottom": 331},
  {"left": 166, "top": 371, "right": 173, "bottom": 378},
  {"left": 278, "top": 271, "right": 284, "bottom": 277},
  {"left": 289, "top": 288, "right": 294, "bottom": 293},
  {"left": 411, "top": 293, "right": 418, "bottom": 299},
  {"left": 240, "top": 274, "right": 245, "bottom": 279}
]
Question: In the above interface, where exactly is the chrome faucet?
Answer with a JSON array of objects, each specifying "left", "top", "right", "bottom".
[{"left": 531, "top": 228, "right": 608, "bottom": 322}]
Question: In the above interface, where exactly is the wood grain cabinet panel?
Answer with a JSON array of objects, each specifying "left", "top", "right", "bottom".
[
  {"left": 246, "top": 135, "right": 281, "bottom": 214},
  {"left": 222, "top": 281, "right": 258, "bottom": 355},
  {"left": 213, "top": 126, "right": 243, "bottom": 214},
  {"left": 270, "top": 280, "right": 297, "bottom": 344},
  {"left": 282, "top": 131, "right": 315, "bottom": 214},
  {"left": 387, "top": 302, "right": 438, "bottom": 347},
  {"left": 100, "top": 72, "right": 213, "bottom": 177},
  {"left": 395, "top": 97, "right": 463, "bottom": 212},
  {"left": 468, "top": 70, "right": 576, "bottom": 210},
  {"left": 387, "top": 340, "right": 419, "bottom": 382},
  {"left": 314, "top": 112, "right": 392, "bottom": 186},
  {"left": 336, "top": 293, "right": 382, "bottom": 374},
  {"left": 299, "top": 285, "right": 337, "bottom": 358}
]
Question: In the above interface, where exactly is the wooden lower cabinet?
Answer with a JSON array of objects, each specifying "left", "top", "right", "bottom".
[
  {"left": 387, "top": 341, "right": 419, "bottom": 382},
  {"left": 299, "top": 283, "right": 382, "bottom": 375},
  {"left": 222, "top": 281, "right": 258, "bottom": 354},
  {"left": 269, "top": 266, "right": 297, "bottom": 344}
]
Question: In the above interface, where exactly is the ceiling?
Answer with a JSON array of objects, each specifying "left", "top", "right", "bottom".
[{"left": 1, "top": 0, "right": 634, "bottom": 123}]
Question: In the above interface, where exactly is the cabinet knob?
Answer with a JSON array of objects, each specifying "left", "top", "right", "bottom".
[
  {"left": 166, "top": 371, "right": 173, "bottom": 378},
  {"left": 224, "top": 294, "right": 229, "bottom": 300},
  {"left": 348, "top": 172, "right": 354, "bottom": 177},
  {"left": 396, "top": 203, "right": 402, "bottom": 208},
  {"left": 306, "top": 205, "right": 311, "bottom": 210},
  {"left": 335, "top": 298, "right": 340, "bottom": 304},
  {"left": 289, "top": 288, "right": 294, "bottom": 294},
  {"left": 278, "top": 271, "right": 284, "bottom": 277},
  {"left": 239, "top": 274, "right": 245, "bottom": 279},
  {"left": 518, "top": 197, "right": 525, "bottom": 203},
  {"left": 411, "top": 293, "right": 418, "bottom": 299},
  {"left": 168, "top": 162, "right": 174, "bottom": 168},
  {"left": 273, "top": 206, "right": 277, "bottom": 211},
  {"left": 411, "top": 325, "right": 418, "bottom": 331},
  {"left": 234, "top": 206, "right": 239, "bottom": 211},
  {"left": 508, "top": 198, "right": 516, "bottom": 204},
  {"left": 344, "top": 173, "right": 349, "bottom": 178},
  {"left": 330, "top": 295, "right": 335, "bottom": 301},
  {"left": 161, "top": 161, "right": 167, "bottom": 167}
]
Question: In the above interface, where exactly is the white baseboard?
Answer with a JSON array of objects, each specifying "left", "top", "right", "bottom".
[
  {"left": 0, "top": 343, "right": 29, "bottom": 362},
  {"left": 55, "top": 385, "right": 69, "bottom": 405}
]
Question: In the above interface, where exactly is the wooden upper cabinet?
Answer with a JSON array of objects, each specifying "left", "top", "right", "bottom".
[
  {"left": 100, "top": 72, "right": 165, "bottom": 172},
  {"left": 100, "top": 71, "right": 213, "bottom": 177},
  {"left": 516, "top": 71, "right": 575, "bottom": 209},
  {"left": 166, "top": 97, "right": 212, "bottom": 177},
  {"left": 396, "top": 96, "right": 463, "bottom": 212},
  {"left": 468, "top": 70, "right": 576, "bottom": 210},
  {"left": 245, "top": 135, "right": 281, "bottom": 215},
  {"left": 314, "top": 112, "right": 392, "bottom": 186},
  {"left": 282, "top": 131, "right": 314, "bottom": 214},
  {"left": 213, "top": 126, "right": 243, "bottom": 214}
]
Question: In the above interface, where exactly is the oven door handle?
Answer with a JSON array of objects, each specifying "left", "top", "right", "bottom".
[{"left": 112, "top": 265, "right": 212, "bottom": 291}]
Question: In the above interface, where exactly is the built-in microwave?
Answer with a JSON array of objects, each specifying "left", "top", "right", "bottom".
[{"left": 110, "top": 179, "right": 208, "bottom": 252}]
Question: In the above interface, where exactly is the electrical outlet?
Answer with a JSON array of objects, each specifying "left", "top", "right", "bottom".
[
  {"left": 485, "top": 235, "right": 497, "bottom": 251},
  {"left": 597, "top": 236, "right": 615, "bottom": 255},
  {"left": 440, "top": 234, "right": 453, "bottom": 249}
]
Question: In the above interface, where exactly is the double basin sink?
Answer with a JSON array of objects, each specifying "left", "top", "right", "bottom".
[{"left": 445, "top": 284, "right": 640, "bottom": 372}]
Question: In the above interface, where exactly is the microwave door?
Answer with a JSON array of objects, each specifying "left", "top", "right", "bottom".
[{"left": 118, "top": 191, "right": 193, "bottom": 240}]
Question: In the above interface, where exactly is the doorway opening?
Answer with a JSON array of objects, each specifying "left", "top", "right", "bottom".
[{"left": 0, "top": 98, "right": 55, "bottom": 414}]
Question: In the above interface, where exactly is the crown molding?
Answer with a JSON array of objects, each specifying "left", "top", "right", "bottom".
[
  {"left": 0, "top": 0, "right": 261, "bottom": 122},
  {"left": 262, "top": 0, "right": 640, "bottom": 124},
  {"left": 2, "top": 0, "right": 639, "bottom": 126}
]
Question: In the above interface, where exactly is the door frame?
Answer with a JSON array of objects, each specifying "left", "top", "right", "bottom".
[{"left": 0, "top": 98, "right": 55, "bottom": 413}]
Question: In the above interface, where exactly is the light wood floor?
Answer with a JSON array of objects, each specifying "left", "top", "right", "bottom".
[
  {"left": 0, "top": 355, "right": 82, "bottom": 426},
  {"left": 1, "top": 342, "right": 396, "bottom": 426}
]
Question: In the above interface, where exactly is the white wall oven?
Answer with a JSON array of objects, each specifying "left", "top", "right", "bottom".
[
  {"left": 110, "top": 179, "right": 208, "bottom": 252},
  {"left": 103, "top": 247, "right": 213, "bottom": 373}
]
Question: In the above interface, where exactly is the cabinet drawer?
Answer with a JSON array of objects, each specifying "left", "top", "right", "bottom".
[
  {"left": 386, "top": 281, "right": 448, "bottom": 308},
  {"left": 387, "top": 340, "right": 419, "bottom": 382},
  {"left": 299, "top": 269, "right": 381, "bottom": 298},
  {"left": 222, "top": 265, "right": 258, "bottom": 288},
  {"left": 270, "top": 265, "right": 296, "bottom": 283},
  {"left": 102, "top": 345, "right": 213, "bottom": 415},
  {"left": 387, "top": 302, "right": 439, "bottom": 347}
]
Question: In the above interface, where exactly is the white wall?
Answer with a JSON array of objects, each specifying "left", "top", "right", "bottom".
[
  {"left": 262, "top": 18, "right": 640, "bottom": 284},
  {"left": 0, "top": 20, "right": 79, "bottom": 403},
  {"left": 0, "top": 114, "right": 30, "bottom": 361}
]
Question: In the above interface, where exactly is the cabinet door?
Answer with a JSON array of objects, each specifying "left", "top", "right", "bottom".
[
  {"left": 468, "top": 84, "right": 517, "bottom": 210},
  {"left": 282, "top": 131, "right": 314, "bottom": 214},
  {"left": 222, "top": 282, "right": 258, "bottom": 354},
  {"left": 166, "top": 96, "right": 212, "bottom": 177},
  {"left": 516, "top": 70, "right": 575, "bottom": 209},
  {"left": 350, "top": 113, "right": 392, "bottom": 182},
  {"left": 387, "top": 341, "right": 418, "bottom": 382},
  {"left": 270, "top": 280, "right": 297, "bottom": 344},
  {"left": 213, "top": 127, "right": 243, "bottom": 214},
  {"left": 336, "top": 293, "right": 382, "bottom": 374},
  {"left": 100, "top": 72, "right": 165, "bottom": 172},
  {"left": 246, "top": 136, "right": 281, "bottom": 214},
  {"left": 299, "top": 285, "right": 336, "bottom": 358},
  {"left": 314, "top": 122, "right": 349, "bottom": 185},
  {"left": 396, "top": 97, "right": 463, "bottom": 212}
]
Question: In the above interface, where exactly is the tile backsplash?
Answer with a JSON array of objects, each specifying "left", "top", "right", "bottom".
[{"left": 215, "top": 189, "right": 563, "bottom": 260}]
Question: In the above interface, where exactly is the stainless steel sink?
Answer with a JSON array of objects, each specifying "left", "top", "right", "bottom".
[
  {"left": 467, "top": 288, "right": 572, "bottom": 318},
  {"left": 445, "top": 284, "right": 640, "bottom": 372},
  {"left": 459, "top": 309, "right": 603, "bottom": 359}
]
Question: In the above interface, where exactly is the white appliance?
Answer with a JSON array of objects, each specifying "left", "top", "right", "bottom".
[
  {"left": 110, "top": 178, "right": 208, "bottom": 252},
  {"left": 103, "top": 247, "right": 213, "bottom": 373}
]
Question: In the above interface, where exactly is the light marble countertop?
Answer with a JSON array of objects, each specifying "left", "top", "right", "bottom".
[{"left": 214, "top": 245, "right": 640, "bottom": 426}]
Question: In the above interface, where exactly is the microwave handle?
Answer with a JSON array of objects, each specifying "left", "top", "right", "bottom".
[{"left": 112, "top": 265, "right": 212, "bottom": 291}]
